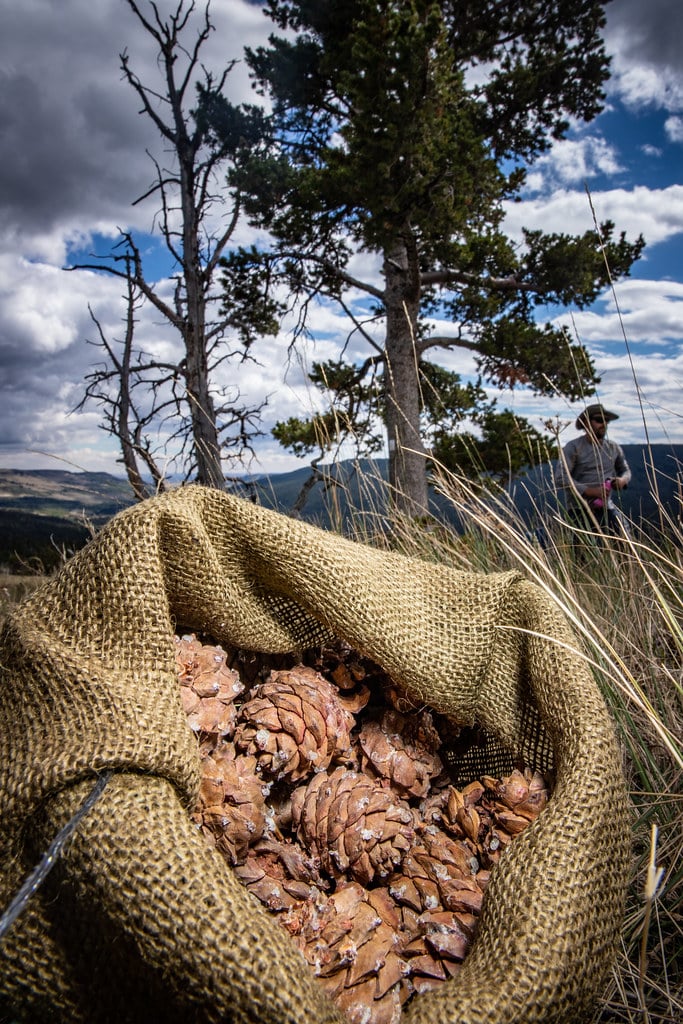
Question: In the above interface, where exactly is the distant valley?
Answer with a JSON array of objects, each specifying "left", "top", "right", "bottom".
[
  {"left": 0, "top": 468, "right": 135, "bottom": 571},
  {"left": 1, "top": 443, "right": 681, "bottom": 571}
]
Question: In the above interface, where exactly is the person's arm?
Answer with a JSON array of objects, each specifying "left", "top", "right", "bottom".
[{"left": 612, "top": 447, "right": 631, "bottom": 490}]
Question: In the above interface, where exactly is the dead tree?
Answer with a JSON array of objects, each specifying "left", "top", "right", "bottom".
[
  {"left": 76, "top": 257, "right": 175, "bottom": 499},
  {"left": 71, "top": 0, "right": 269, "bottom": 489}
]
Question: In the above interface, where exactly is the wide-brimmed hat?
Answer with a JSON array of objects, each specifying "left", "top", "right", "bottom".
[{"left": 575, "top": 403, "right": 619, "bottom": 430}]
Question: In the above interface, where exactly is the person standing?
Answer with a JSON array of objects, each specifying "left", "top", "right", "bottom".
[{"left": 554, "top": 403, "right": 632, "bottom": 537}]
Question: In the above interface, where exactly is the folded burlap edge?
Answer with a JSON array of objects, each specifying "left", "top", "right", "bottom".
[{"left": 0, "top": 485, "right": 631, "bottom": 1024}]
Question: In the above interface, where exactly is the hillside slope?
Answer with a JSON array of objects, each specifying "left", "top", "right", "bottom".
[
  {"left": 0, "top": 469, "right": 135, "bottom": 570},
  {"left": 2, "top": 445, "right": 681, "bottom": 569}
]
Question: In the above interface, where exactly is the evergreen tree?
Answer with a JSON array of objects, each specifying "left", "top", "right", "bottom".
[{"left": 217, "top": 0, "right": 644, "bottom": 514}]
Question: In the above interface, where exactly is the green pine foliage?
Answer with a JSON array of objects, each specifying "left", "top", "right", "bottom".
[{"left": 212, "top": 0, "right": 645, "bottom": 509}]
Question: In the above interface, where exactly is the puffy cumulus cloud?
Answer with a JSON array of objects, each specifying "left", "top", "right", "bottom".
[
  {"left": 589, "top": 352, "right": 683, "bottom": 443},
  {"left": 541, "top": 281, "right": 683, "bottom": 445},
  {"left": 499, "top": 359, "right": 683, "bottom": 447},
  {"left": 0, "top": 0, "right": 268, "bottom": 260},
  {"left": 345, "top": 250, "right": 384, "bottom": 291},
  {"left": 609, "top": 64, "right": 683, "bottom": 114},
  {"left": 0, "top": 252, "right": 187, "bottom": 470},
  {"left": 0, "top": 264, "right": 79, "bottom": 356},
  {"left": 606, "top": 0, "right": 683, "bottom": 72},
  {"left": 523, "top": 136, "right": 624, "bottom": 193},
  {"left": 550, "top": 280, "right": 683, "bottom": 363},
  {"left": 238, "top": 445, "right": 302, "bottom": 478},
  {"left": 665, "top": 116, "right": 683, "bottom": 143},
  {"left": 0, "top": 256, "right": 125, "bottom": 362},
  {"left": 5, "top": 403, "right": 122, "bottom": 475},
  {"left": 504, "top": 185, "right": 683, "bottom": 247},
  {"left": 2, "top": 0, "right": 683, "bottom": 476},
  {"left": 500, "top": 272, "right": 683, "bottom": 446},
  {"left": 604, "top": 277, "right": 683, "bottom": 313}
]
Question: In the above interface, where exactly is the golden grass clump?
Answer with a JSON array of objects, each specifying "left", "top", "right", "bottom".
[{"left": 368, "top": 458, "right": 682, "bottom": 1024}]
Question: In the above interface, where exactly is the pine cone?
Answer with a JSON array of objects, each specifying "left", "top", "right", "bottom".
[
  {"left": 475, "top": 769, "right": 551, "bottom": 862},
  {"left": 192, "top": 740, "right": 270, "bottom": 866},
  {"left": 175, "top": 634, "right": 244, "bottom": 740},
  {"left": 292, "top": 767, "right": 417, "bottom": 885},
  {"left": 400, "top": 908, "right": 471, "bottom": 993},
  {"left": 359, "top": 709, "right": 443, "bottom": 799},
  {"left": 233, "top": 838, "right": 323, "bottom": 911},
  {"left": 482, "top": 767, "right": 550, "bottom": 823},
  {"left": 233, "top": 666, "right": 354, "bottom": 781},
  {"left": 283, "top": 881, "right": 409, "bottom": 1024},
  {"left": 441, "top": 781, "right": 486, "bottom": 846},
  {"left": 387, "top": 827, "right": 483, "bottom": 918}
]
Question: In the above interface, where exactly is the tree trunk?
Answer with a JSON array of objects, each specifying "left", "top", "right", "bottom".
[
  {"left": 118, "top": 279, "right": 152, "bottom": 502},
  {"left": 383, "top": 239, "right": 429, "bottom": 517},
  {"left": 180, "top": 151, "right": 224, "bottom": 489},
  {"left": 183, "top": 320, "right": 223, "bottom": 488}
]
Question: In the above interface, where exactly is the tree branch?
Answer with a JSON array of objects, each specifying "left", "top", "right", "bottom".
[{"left": 420, "top": 268, "right": 535, "bottom": 292}]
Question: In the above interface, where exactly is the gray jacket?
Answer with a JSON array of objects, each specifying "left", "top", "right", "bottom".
[{"left": 554, "top": 434, "right": 631, "bottom": 509}]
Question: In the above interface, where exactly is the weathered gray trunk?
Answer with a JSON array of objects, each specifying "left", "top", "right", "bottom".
[
  {"left": 180, "top": 151, "right": 223, "bottom": 489},
  {"left": 118, "top": 275, "right": 152, "bottom": 502},
  {"left": 383, "top": 238, "right": 429, "bottom": 516}
]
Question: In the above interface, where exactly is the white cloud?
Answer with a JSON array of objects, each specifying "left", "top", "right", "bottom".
[
  {"left": 504, "top": 185, "right": 683, "bottom": 247},
  {"left": 554, "top": 279, "right": 683, "bottom": 346},
  {"left": 605, "top": 0, "right": 683, "bottom": 112},
  {"left": 665, "top": 116, "right": 683, "bottom": 143},
  {"left": 610, "top": 64, "right": 683, "bottom": 113},
  {"left": 524, "top": 136, "right": 624, "bottom": 193},
  {"left": 1, "top": 0, "right": 683, "bottom": 478}
]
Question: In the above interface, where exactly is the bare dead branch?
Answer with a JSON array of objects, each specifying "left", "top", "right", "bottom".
[{"left": 75, "top": 0, "right": 266, "bottom": 490}]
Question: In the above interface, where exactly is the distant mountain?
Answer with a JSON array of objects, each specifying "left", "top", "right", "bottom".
[
  {"left": 0, "top": 468, "right": 135, "bottom": 518},
  {"left": 230, "top": 459, "right": 392, "bottom": 529},
  {"left": 0, "top": 469, "right": 135, "bottom": 571},
  {"left": 2, "top": 444, "right": 681, "bottom": 570},
  {"left": 238, "top": 444, "right": 683, "bottom": 532}
]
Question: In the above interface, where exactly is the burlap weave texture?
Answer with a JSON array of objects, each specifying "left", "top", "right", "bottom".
[{"left": 0, "top": 485, "right": 630, "bottom": 1023}]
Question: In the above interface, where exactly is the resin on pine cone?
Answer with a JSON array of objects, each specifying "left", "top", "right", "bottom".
[
  {"left": 282, "top": 880, "right": 409, "bottom": 1024},
  {"left": 175, "top": 634, "right": 244, "bottom": 740},
  {"left": 191, "top": 740, "right": 273, "bottom": 865},
  {"left": 233, "top": 665, "right": 355, "bottom": 781},
  {"left": 292, "top": 766, "right": 417, "bottom": 885},
  {"left": 358, "top": 709, "right": 443, "bottom": 798},
  {"left": 233, "top": 837, "right": 324, "bottom": 910}
]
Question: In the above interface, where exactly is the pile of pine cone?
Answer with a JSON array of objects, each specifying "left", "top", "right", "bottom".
[{"left": 175, "top": 634, "right": 551, "bottom": 1024}]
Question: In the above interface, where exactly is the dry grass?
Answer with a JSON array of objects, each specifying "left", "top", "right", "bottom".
[{"left": 362, "top": 463, "right": 683, "bottom": 1024}]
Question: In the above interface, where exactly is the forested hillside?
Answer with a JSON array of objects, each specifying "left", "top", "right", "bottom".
[{"left": 2, "top": 445, "right": 680, "bottom": 570}]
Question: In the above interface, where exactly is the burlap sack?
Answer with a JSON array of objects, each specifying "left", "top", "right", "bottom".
[{"left": 0, "top": 485, "right": 630, "bottom": 1024}]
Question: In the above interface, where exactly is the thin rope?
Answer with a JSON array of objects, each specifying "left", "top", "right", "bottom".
[{"left": 0, "top": 771, "right": 113, "bottom": 942}]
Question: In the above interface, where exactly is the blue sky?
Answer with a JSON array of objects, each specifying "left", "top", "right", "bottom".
[{"left": 1, "top": 0, "right": 682, "bottom": 479}]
